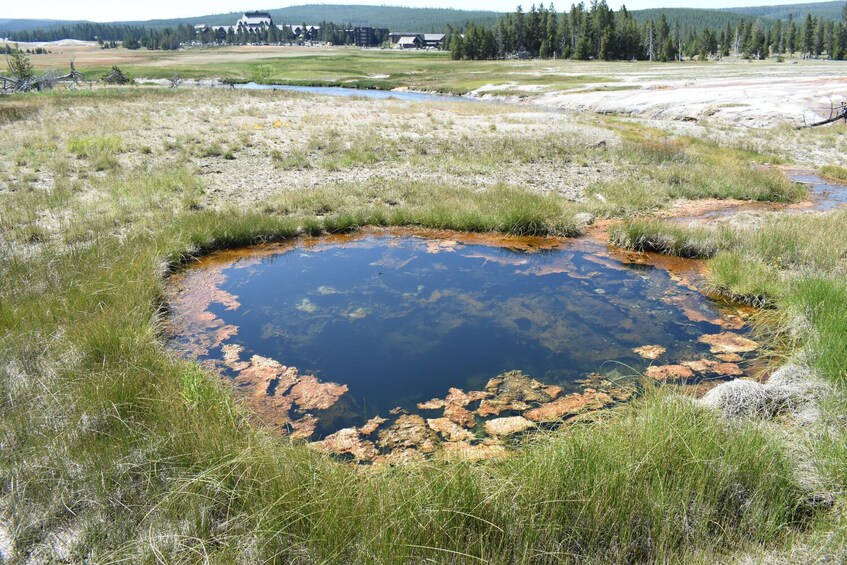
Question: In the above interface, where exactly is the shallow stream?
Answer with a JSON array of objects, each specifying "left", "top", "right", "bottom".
[{"left": 233, "top": 82, "right": 472, "bottom": 104}]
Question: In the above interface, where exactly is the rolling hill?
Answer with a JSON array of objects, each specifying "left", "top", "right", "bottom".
[
  {"left": 628, "top": 8, "right": 757, "bottom": 31},
  {"left": 1, "top": 5, "right": 503, "bottom": 36},
  {"left": 723, "top": 1, "right": 845, "bottom": 21},
  {"left": 0, "top": 18, "right": 85, "bottom": 34},
  {"left": 2, "top": 1, "right": 843, "bottom": 41}
]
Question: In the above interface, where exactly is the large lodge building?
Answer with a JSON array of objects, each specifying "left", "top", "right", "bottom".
[{"left": 193, "top": 11, "right": 443, "bottom": 49}]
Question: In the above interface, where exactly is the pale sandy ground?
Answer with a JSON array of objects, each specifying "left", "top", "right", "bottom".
[
  {"left": 0, "top": 519, "right": 12, "bottom": 562},
  {"left": 531, "top": 74, "right": 846, "bottom": 128},
  {"left": 0, "top": 89, "right": 617, "bottom": 211},
  {"left": 467, "top": 61, "right": 847, "bottom": 128},
  {"left": 9, "top": 41, "right": 845, "bottom": 129}
]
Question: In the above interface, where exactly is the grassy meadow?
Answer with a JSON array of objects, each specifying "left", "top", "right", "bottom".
[
  {"left": 1, "top": 50, "right": 846, "bottom": 562},
  {"left": 10, "top": 41, "right": 846, "bottom": 95}
]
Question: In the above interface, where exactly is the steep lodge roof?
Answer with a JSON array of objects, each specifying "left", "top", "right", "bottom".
[{"left": 238, "top": 12, "right": 273, "bottom": 27}]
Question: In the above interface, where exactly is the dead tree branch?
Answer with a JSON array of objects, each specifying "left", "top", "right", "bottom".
[
  {"left": 799, "top": 101, "right": 847, "bottom": 129},
  {"left": 0, "top": 61, "right": 87, "bottom": 94}
]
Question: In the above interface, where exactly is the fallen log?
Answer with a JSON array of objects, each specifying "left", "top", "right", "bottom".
[
  {"left": 799, "top": 102, "right": 847, "bottom": 129},
  {"left": 0, "top": 62, "right": 85, "bottom": 94}
]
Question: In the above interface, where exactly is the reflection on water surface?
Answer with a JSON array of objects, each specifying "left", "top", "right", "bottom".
[{"left": 166, "top": 231, "right": 756, "bottom": 460}]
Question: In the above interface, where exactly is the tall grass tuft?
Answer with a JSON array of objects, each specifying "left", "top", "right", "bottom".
[
  {"left": 820, "top": 164, "right": 847, "bottom": 182},
  {"left": 610, "top": 220, "right": 730, "bottom": 258},
  {"left": 267, "top": 181, "right": 584, "bottom": 237}
]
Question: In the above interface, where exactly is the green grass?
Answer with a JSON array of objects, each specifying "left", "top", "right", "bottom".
[
  {"left": 615, "top": 211, "right": 847, "bottom": 377},
  {"left": 612, "top": 212, "right": 847, "bottom": 559},
  {"left": 26, "top": 48, "right": 623, "bottom": 95},
  {"left": 821, "top": 164, "right": 847, "bottom": 182},
  {"left": 67, "top": 134, "right": 124, "bottom": 157},
  {"left": 67, "top": 134, "right": 124, "bottom": 171},
  {"left": 614, "top": 211, "right": 847, "bottom": 311},
  {"left": 582, "top": 126, "right": 803, "bottom": 217},
  {"left": 265, "top": 180, "right": 584, "bottom": 237},
  {"left": 0, "top": 206, "right": 809, "bottom": 561},
  {"left": 0, "top": 85, "right": 839, "bottom": 562},
  {"left": 609, "top": 220, "right": 729, "bottom": 258},
  {"left": 271, "top": 131, "right": 590, "bottom": 174},
  {"left": 0, "top": 98, "right": 40, "bottom": 124}
]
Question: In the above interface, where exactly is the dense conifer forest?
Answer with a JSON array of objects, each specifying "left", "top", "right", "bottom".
[
  {"left": 448, "top": 1, "right": 847, "bottom": 60},
  {"left": 5, "top": 2, "right": 847, "bottom": 61}
]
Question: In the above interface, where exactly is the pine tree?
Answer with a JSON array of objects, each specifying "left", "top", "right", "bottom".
[
  {"left": 803, "top": 13, "right": 814, "bottom": 57},
  {"left": 545, "top": 6, "right": 559, "bottom": 58},
  {"left": 787, "top": 16, "right": 796, "bottom": 54},
  {"left": 647, "top": 20, "right": 655, "bottom": 61},
  {"left": 7, "top": 46, "right": 35, "bottom": 82},
  {"left": 557, "top": 11, "right": 570, "bottom": 57},
  {"left": 515, "top": 5, "right": 527, "bottom": 51}
]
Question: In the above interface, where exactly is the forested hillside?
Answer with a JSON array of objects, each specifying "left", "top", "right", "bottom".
[
  {"left": 266, "top": 5, "right": 501, "bottom": 31},
  {"left": 629, "top": 8, "right": 757, "bottom": 31},
  {"left": 4, "top": 2, "right": 846, "bottom": 63},
  {"left": 724, "top": 1, "right": 846, "bottom": 21},
  {"left": 1, "top": 5, "right": 502, "bottom": 38},
  {"left": 448, "top": 1, "right": 847, "bottom": 61},
  {"left": 0, "top": 19, "right": 84, "bottom": 33}
]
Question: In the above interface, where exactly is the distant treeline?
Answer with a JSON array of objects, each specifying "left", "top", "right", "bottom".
[
  {"left": 8, "top": 23, "right": 148, "bottom": 44},
  {"left": 7, "top": 21, "right": 375, "bottom": 49},
  {"left": 1, "top": 43, "right": 50, "bottom": 55},
  {"left": 5, "top": 1, "right": 847, "bottom": 61},
  {"left": 447, "top": 1, "right": 847, "bottom": 60}
]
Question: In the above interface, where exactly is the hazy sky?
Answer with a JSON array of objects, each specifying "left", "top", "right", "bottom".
[{"left": 2, "top": 0, "right": 829, "bottom": 22}]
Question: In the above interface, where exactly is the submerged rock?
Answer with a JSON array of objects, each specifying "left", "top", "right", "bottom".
[
  {"left": 484, "top": 416, "right": 534, "bottom": 436},
  {"left": 716, "top": 353, "right": 743, "bottom": 363},
  {"left": 446, "top": 387, "right": 490, "bottom": 405},
  {"left": 251, "top": 394, "right": 295, "bottom": 429},
  {"left": 378, "top": 414, "right": 439, "bottom": 453},
  {"left": 444, "top": 403, "right": 477, "bottom": 428},
  {"left": 417, "top": 398, "right": 447, "bottom": 410},
  {"left": 712, "top": 362, "right": 744, "bottom": 376},
  {"left": 425, "top": 240, "right": 459, "bottom": 254},
  {"left": 698, "top": 332, "right": 759, "bottom": 354},
  {"left": 682, "top": 359, "right": 717, "bottom": 373},
  {"left": 288, "top": 375, "right": 349, "bottom": 411},
  {"left": 419, "top": 387, "right": 490, "bottom": 411},
  {"left": 439, "top": 441, "right": 509, "bottom": 461},
  {"left": 524, "top": 389, "right": 614, "bottom": 423},
  {"left": 221, "top": 343, "right": 250, "bottom": 371},
  {"left": 347, "top": 307, "right": 369, "bottom": 320},
  {"left": 359, "top": 416, "right": 388, "bottom": 436},
  {"left": 290, "top": 415, "right": 319, "bottom": 440},
  {"left": 373, "top": 448, "right": 426, "bottom": 466},
  {"left": 419, "top": 387, "right": 490, "bottom": 428},
  {"left": 312, "top": 427, "right": 378, "bottom": 461},
  {"left": 633, "top": 345, "right": 666, "bottom": 360},
  {"left": 682, "top": 358, "right": 743, "bottom": 377},
  {"left": 609, "top": 387, "right": 635, "bottom": 402},
  {"left": 477, "top": 371, "right": 560, "bottom": 416},
  {"left": 477, "top": 399, "right": 530, "bottom": 417},
  {"left": 296, "top": 298, "right": 317, "bottom": 313},
  {"left": 237, "top": 355, "right": 299, "bottom": 397},
  {"left": 645, "top": 364, "right": 695, "bottom": 381},
  {"left": 427, "top": 417, "right": 475, "bottom": 441}
]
